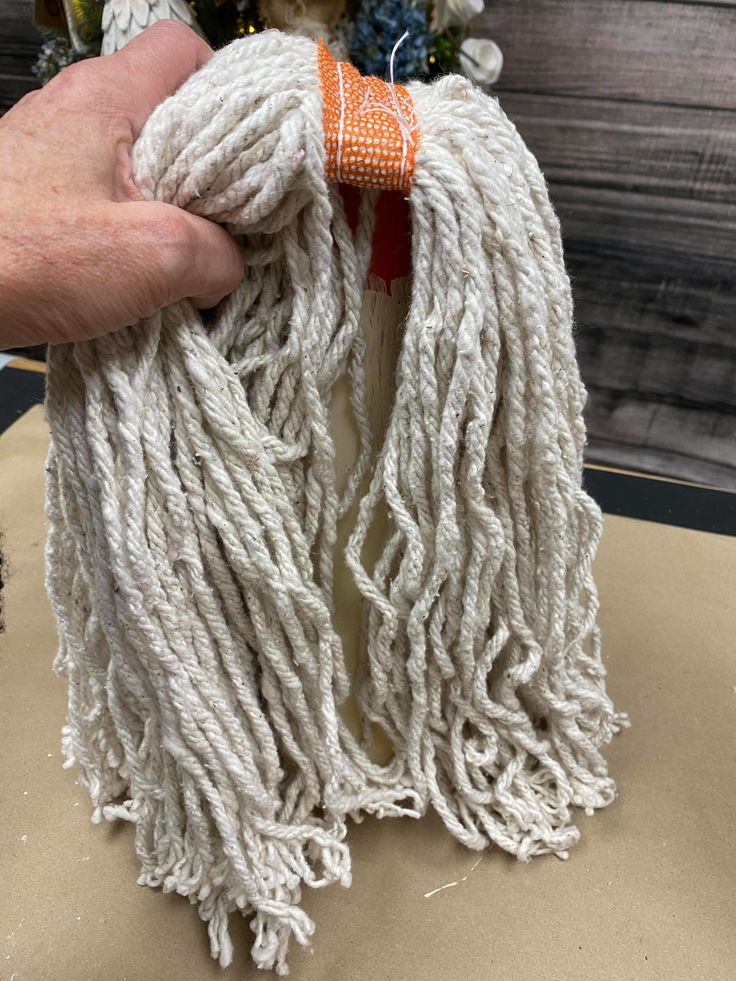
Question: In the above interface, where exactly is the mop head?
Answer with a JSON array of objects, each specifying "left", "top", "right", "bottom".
[{"left": 44, "top": 31, "right": 627, "bottom": 974}]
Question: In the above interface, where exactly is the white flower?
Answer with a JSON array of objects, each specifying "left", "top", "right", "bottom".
[
  {"left": 431, "top": 0, "right": 484, "bottom": 32},
  {"left": 459, "top": 37, "right": 503, "bottom": 86}
]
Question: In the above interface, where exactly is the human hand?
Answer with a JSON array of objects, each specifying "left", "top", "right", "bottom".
[{"left": 0, "top": 21, "right": 243, "bottom": 350}]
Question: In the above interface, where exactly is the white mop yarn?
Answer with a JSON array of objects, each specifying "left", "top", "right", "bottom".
[{"left": 44, "top": 30, "right": 627, "bottom": 974}]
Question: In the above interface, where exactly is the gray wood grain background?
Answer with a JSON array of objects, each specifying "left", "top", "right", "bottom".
[
  {"left": 0, "top": 0, "right": 40, "bottom": 108},
  {"left": 2, "top": 0, "right": 736, "bottom": 487},
  {"left": 481, "top": 0, "right": 736, "bottom": 488}
]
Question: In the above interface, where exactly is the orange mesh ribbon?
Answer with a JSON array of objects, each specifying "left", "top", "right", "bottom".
[{"left": 318, "top": 39, "right": 418, "bottom": 195}]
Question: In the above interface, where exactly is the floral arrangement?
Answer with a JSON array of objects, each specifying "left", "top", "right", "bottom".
[{"left": 34, "top": 0, "right": 502, "bottom": 88}]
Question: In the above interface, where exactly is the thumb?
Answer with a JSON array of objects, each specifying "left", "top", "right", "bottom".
[{"left": 121, "top": 200, "right": 244, "bottom": 312}]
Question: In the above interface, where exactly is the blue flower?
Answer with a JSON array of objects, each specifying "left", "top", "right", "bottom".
[
  {"left": 32, "top": 38, "right": 84, "bottom": 86},
  {"left": 348, "top": 0, "right": 434, "bottom": 81}
]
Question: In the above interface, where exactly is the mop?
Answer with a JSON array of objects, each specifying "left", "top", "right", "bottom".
[{"left": 44, "top": 31, "right": 626, "bottom": 974}]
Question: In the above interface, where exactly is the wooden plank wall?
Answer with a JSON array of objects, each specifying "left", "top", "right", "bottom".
[
  {"left": 480, "top": 0, "right": 736, "bottom": 488},
  {"left": 2, "top": 0, "right": 736, "bottom": 486},
  {"left": 0, "top": 0, "right": 40, "bottom": 110}
]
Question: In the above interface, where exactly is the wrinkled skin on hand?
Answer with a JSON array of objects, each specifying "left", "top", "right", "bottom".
[{"left": 0, "top": 20, "right": 243, "bottom": 349}]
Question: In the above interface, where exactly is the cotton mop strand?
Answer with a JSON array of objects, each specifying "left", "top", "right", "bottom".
[{"left": 44, "top": 30, "right": 627, "bottom": 975}]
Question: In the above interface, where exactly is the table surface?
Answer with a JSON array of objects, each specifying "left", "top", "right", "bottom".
[{"left": 2, "top": 406, "right": 735, "bottom": 981}]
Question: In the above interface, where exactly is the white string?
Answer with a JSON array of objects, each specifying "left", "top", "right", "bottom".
[
  {"left": 388, "top": 30, "right": 411, "bottom": 188},
  {"left": 335, "top": 60, "right": 347, "bottom": 183}
]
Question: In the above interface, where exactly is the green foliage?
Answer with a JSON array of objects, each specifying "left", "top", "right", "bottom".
[
  {"left": 68, "top": 0, "right": 105, "bottom": 51},
  {"left": 431, "top": 30, "right": 459, "bottom": 76}
]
